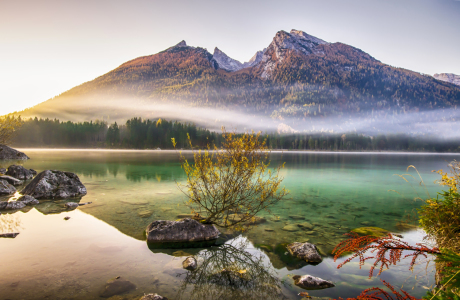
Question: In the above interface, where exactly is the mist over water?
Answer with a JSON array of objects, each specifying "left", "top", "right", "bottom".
[{"left": 20, "top": 94, "right": 460, "bottom": 138}]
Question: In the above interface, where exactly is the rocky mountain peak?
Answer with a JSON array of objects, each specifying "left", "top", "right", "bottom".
[
  {"left": 434, "top": 73, "right": 460, "bottom": 86},
  {"left": 211, "top": 47, "right": 244, "bottom": 72},
  {"left": 258, "top": 29, "right": 329, "bottom": 78},
  {"left": 176, "top": 40, "right": 187, "bottom": 47}
]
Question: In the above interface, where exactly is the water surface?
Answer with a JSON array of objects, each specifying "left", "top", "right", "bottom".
[{"left": 1, "top": 150, "right": 456, "bottom": 299}]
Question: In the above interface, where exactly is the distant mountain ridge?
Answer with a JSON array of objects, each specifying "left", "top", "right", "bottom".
[
  {"left": 13, "top": 29, "right": 460, "bottom": 134},
  {"left": 434, "top": 73, "right": 460, "bottom": 86}
]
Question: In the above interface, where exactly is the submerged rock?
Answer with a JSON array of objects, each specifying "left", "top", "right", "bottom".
[
  {"left": 140, "top": 294, "right": 168, "bottom": 300},
  {"left": 297, "top": 222, "right": 314, "bottom": 230},
  {"left": 21, "top": 170, "right": 87, "bottom": 199},
  {"left": 6, "top": 165, "right": 35, "bottom": 180},
  {"left": 292, "top": 274, "right": 335, "bottom": 290},
  {"left": 287, "top": 242, "right": 322, "bottom": 263},
  {"left": 100, "top": 277, "right": 136, "bottom": 298},
  {"left": 0, "top": 179, "right": 16, "bottom": 195},
  {"left": 182, "top": 257, "right": 197, "bottom": 270},
  {"left": 0, "top": 175, "right": 23, "bottom": 186},
  {"left": 289, "top": 215, "right": 305, "bottom": 220},
  {"left": 351, "top": 227, "right": 389, "bottom": 237},
  {"left": 0, "top": 145, "right": 29, "bottom": 160},
  {"left": 17, "top": 195, "right": 39, "bottom": 206},
  {"left": 146, "top": 218, "right": 220, "bottom": 248},
  {"left": 281, "top": 224, "right": 299, "bottom": 232}
]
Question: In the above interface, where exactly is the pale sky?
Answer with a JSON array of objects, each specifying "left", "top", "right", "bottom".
[{"left": 1, "top": 0, "right": 459, "bottom": 115}]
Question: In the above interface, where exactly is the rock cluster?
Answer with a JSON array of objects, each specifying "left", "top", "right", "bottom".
[{"left": 0, "top": 195, "right": 39, "bottom": 210}]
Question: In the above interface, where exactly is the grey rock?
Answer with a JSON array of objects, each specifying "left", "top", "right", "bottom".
[
  {"left": 287, "top": 242, "right": 323, "bottom": 263},
  {"left": 65, "top": 202, "right": 79, "bottom": 209},
  {"left": 182, "top": 257, "right": 197, "bottom": 270},
  {"left": 0, "top": 179, "right": 17, "bottom": 195},
  {"left": 64, "top": 216, "right": 71, "bottom": 220},
  {"left": 5, "top": 201, "right": 26, "bottom": 210},
  {"left": 21, "top": 170, "right": 87, "bottom": 199},
  {"left": 0, "top": 175, "right": 23, "bottom": 186},
  {"left": 17, "top": 195, "right": 39, "bottom": 205},
  {"left": 146, "top": 218, "right": 220, "bottom": 243},
  {"left": 0, "top": 233, "right": 19, "bottom": 238},
  {"left": 29, "top": 169, "right": 37, "bottom": 175},
  {"left": 0, "top": 168, "right": 6, "bottom": 174},
  {"left": 100, "top": 277, "right": 136, "bottom": 298},
  {"left": 292, "top": 274, "right": 335, "bottom": 290},
  {"left": 140, "top": 294, "right": 168, "bottom": 300},
  {"left": 0, "top": 201, "right": 7, "bottom": 209},
  {"left": 6, "top": 165, "right": 35, "bottom": 180},
  {"left": 0, "top": 145, "right": 29, "bottom": 160}
]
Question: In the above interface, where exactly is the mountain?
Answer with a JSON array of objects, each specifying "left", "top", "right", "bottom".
[
  {"left": 13, "top": 29, "right": 460, "bottom": 134},
  {"left": 434, "top": 73, "right": 460, "bottom": 86}
]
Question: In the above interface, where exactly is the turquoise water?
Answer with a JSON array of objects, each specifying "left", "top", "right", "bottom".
[{"left": 0, "top": 150, "right": 457, "bottom": 299}]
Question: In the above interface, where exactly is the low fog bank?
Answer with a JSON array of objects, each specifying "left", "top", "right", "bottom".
[{"left": 14, "top": 96, "right": 460, "bottom": 139}]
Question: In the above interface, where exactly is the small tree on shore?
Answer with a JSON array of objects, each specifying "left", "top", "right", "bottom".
[
  {"left": 0, "top": 116, "right": 23, "bottom": 145},
  {"left": 173, "top": 130, "right": 287, "bottom": 229}
]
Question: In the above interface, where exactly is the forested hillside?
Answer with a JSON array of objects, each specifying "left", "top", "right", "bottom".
[{"left": 11, "top": 117, "right": 460, "bottom": 152}]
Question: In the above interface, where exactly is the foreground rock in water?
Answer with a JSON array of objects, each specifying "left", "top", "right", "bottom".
[
  {"left": 0, "top": 179, "right": 16, "bottom": 195},
  {"left": 6, "top": 165, "right": 36, "bottom": 180},
  {"left": 0, "top": 175, "right": 23, "bottom": 186},
  {"left": 0, "top": 145, "right": 29, "bottom": 160},
  {"left": 100, "top": 277, "right": 136, "bottom": 298},
  {"left": 292, "top": 274, "right": 335, "bottom": 290},
  {"left": 140, "top": 293, "right": 168, "bottom": 300},
  {"left": 21, "top": 170, "right": 87, "bottom": 199},
  {"left": 287, "top": 242, "right": 323, "bottom": 263},
  {"left": 0, "top": 233, "right": 19, "bottom": 238},
  {"left": 146, "top": 218, "right": 220, "bottom": 248},
  {"left": 182, "top": 257, "right": 197, "bottom": 270},
  {"left": 65, "top": 202, "right": 79, "bottom": 209},
  {"left": 17, "top": 195, "right": 39, "bottom": 206}
]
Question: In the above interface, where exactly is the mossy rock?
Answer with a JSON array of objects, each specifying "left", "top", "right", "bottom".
[{"left": 351, "top": 227, "right": 389, "bottom": 237}]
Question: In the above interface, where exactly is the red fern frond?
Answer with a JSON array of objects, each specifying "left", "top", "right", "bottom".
[
  {"left": 332, "top": 233, "right": 440, "bottom": 277},
  {"left": 336, "top": 280, "right": 421, "bottom": 300}
]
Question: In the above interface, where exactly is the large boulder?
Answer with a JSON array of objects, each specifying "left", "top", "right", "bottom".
[
  {"left": 0, "top": 179, "right": 16, "bottom": 195},
  {"left": 0, "top": 145, "right": 29, "bottom": 160},
  {"left": 6, "top": 165, "right": 35, "bottom": 180},
  {"left": 21, "top": 170, "right": 87, "bottom": 199},
  {"left": 0, "top": 175, "right": 23, "bottom": 186},
  {"left": 146, "top": 218, "right": 220, "bottom": 247},
  {"left": 292, "top": 274, "right": 335, "bottom": 290},
  {"left": 287, "top": 242, "right": 322, "bottom": 263}
]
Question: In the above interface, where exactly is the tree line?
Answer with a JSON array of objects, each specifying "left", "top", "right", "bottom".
[{"left": 9, "top": 117, "right": 460, "bottom": 152}]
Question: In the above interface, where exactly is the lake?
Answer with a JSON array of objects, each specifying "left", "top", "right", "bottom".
[{"left": 1, "top": 150, "right": 458, "bottom": 300}]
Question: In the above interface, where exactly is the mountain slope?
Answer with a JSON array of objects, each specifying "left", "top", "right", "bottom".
[{"left": 15, "top": 30, "right": 460, "bottom": 133}]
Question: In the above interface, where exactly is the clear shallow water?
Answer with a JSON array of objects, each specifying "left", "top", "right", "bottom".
[{"left": 1, "top": 150, "right": 457, "bottom": 299}]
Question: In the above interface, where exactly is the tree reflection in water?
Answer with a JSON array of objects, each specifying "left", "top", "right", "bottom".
[{"left": 176, "top": 237, "right": 289, "bottom": 300}]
